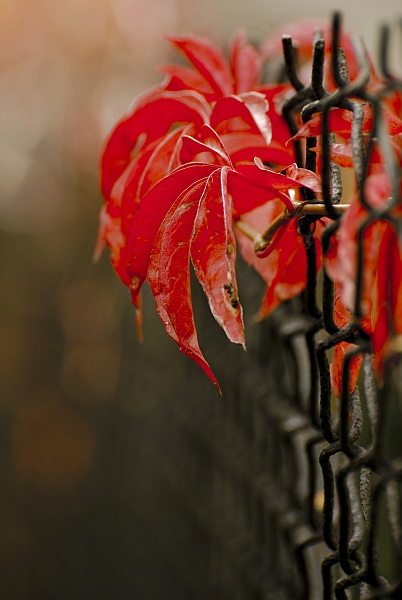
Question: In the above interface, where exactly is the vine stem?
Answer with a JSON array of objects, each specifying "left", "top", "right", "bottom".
[{"left": 235, "top": 202, "right": 350, "bottom": 254}]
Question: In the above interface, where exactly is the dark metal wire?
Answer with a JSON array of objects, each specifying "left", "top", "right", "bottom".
[
  {"left": 276, "top": 10, "right": 402, "bottom": 599},
  {"left": 171, "top": 14, "right": 402, "bottom": 599}
]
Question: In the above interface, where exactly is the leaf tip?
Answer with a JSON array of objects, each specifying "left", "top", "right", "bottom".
[{"left": 135, "top": 308, "right": 144, "bottom": 343}]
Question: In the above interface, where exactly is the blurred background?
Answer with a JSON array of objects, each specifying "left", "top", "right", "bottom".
[{"left": 0, "top": 0, "right": 401, "bottom": 598}]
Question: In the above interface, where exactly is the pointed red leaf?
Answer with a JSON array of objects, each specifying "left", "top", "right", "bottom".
[
  {"left": 228, "top": 170, "right": 283, "bottom": 215},
  {"left": 94, "top": 205, "right": 130, "bottom": 286},
  {"left": 290, "top": 105, "right": 373, "bottom": 142},
  {"left": 258, "top": 219, "right": 308, "bottom": 319},
  {"left": 221, "top": 132, "right": 294, "bottom": 167},
  {"left": 258, "top": 84, "right": 295, "bottom": 150},
  {"left": 235, "top": 200, "right": 285, "bottom": 281},
  {"left": 325, "top": 175, "right": 391, "bottom": 317},
  {"left": 364, "top": 172, "right": 391, "bottom": 208},
  {"left": 137, "top": 126, "right": 188, "bottom": 199},
  {"left": 330, "top": 343, "right": 363, "bottom": 399},
  {"left": 199, "top": 124, "right": 233, "bottom": 163},
  {"left": 126, "top": 163, "right": 218, "bottom": 303},
  {"left": 147, "top": 179, "right": 221, "bottom": 390},
  {"left": 329, "top": 286, "right": 366, "bottom": 398},
  {"left": 317, "top": 142, "right": 354, "bottom": 168},
  {"left": 158, "top": 64, "right": 216, "bottom": 99},
  {"left": 384, "top": 108, "right": 402, "bottom": 136},
  {"left": 211, "top": 93, "right": 271, "bottom": 144},
  {"left": 293, "top": 106, "right": 401, "bottom": 144},
  {"left": 101, "top": 88, "right": 211, "bottom": 199},
  {"left": 228, "top": 163, "right": 297, "bottom": 214},
  {"left": 110, "top": 138, "right": 161, "bottom": 214},
  {"left": 119, "top": 131, "right": 186, "bottom": 236},
  {"left": 180, "top": 125, "right": 232, "bottom": 166},
  {"left": 191, "top": 167, "right": 245, "bottom": 346},
  {"left": 166, "top": 33, "right": 233, "bottom": 96},
  {"left": 239, "top": 92, "right": 272, "bottom": 144},
  {"left": 229, "top": 29, "right": 261, "bottom": 94},
  {"left": 372, "top": 225, "right": 402, "bottom": 377},
  {"left": 119, "top": 126, "right": 195, "bottom": 237},
  {"left": 281, "top": 163, "right": 322, "bottom": 193}
]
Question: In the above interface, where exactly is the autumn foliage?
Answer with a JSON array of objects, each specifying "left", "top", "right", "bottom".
[{"left": 96, "top": 19, "right": 402, "bottom": 393}]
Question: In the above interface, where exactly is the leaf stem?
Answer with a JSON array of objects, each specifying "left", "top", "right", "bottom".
[
  {"left": 235, "top": 202, "right": 350, "bottom": 254},
  {"left": 234, "top": 219, "right": 260, "bottom": 241}
]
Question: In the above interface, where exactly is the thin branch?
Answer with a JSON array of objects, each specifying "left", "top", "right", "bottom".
[
  {"left": 235, "top": 202, "right": 350, "bottom": 254},
  {"left": 235, "top": 219, "right": 260, "bottom": 241}
]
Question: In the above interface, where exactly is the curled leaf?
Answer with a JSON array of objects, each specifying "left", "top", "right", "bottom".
[
  {"left": 229, "top": 29, "right": 261, "bottom": 94},
  {"left": 126, "top": 163, "right": 217, "bottom": 302},
  {"left": 101, "top": 89, "right": 210, "bottom": 199},
  {"left": 191, "top": 167, "right": 245, "bottom": 346},
  {"left": 211, "top": 93, "right": 271, "bottom": 144},
  {"left": 180, "top": 124, "right": 233, "bottom": 166},
  {"left": 166, "top": 33, "right": 233, "bottom": 96},
  {"left": 158, "top": 64, "right": 216, "bottom": 100},
  {"left": 148, "top": 179, "right": 221, "bottom": 390}
]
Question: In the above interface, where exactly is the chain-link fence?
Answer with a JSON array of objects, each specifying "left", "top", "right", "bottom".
[{"left": 162, "top": 13, "right": 402, "bottom": 600}]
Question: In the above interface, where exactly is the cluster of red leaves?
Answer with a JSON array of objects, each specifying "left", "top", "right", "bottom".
[{"left": 96, "top": 21, "right": 402, "bottom": 394}]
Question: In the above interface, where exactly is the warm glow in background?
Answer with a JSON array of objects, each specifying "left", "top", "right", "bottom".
[{"left": 0, "top": 0, "right": 400, "bottom": 597}]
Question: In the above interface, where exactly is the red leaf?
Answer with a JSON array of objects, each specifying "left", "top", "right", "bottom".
[
  {"left": 236, "top": 207, "right": 325, "bottom": 319},
  {"left": 166, "top": 33, "right": 233, "bottom": 96},
  {"left": 310, "top": 140, "right": 394, "bottom": 171},
  {"left": 109, "top": 138, "right": 161, "bottom": 213},
  {"left": 126, "top": 163, "right": 217, "bottom": 303},
  {"left": 221, "top": 133, "right": 294, "bottom": 167},
  {"left": 239, "top": 93, "right": 272, "bottom": 145},
  {"left": 191, "top": 167, "right": 245, "bottom": 346},
  {"left": 228, "top": 170, "right": 283, "bottom": 215},
  {"left": 329, "top": 285, "right": 366, "bottom": 398},
  {"left": 372, "top": 225, "right": 402, "bottom": 377},
  {"left": 120, "top": 127, "right": 188, "bottom": 235},
  {"left": 180, "top": 124, "right": 233, "bottom": 166},
  {"left": 229, "top": 29, "right": 261, "bottom": 94},
  {"left": 137, "top": 125, "right": 189, "bottom": 199},
  {"left": 313, "top": 143, "right": 354, "bottom": 168},
  {"left": 258, "top": 84, "right": 295, "bottom": 150},
  {"left": 281, "top": 163, "right": 322, "bottom": 193},
  {"left": 258, "top": 219, "right": 308, "bottom": 319},
  {"left": 364, "top": 172, "right": 391, "bottom": 208},
  {"left": 235, "top": 200, "right": 285, "bottom": 281},
  {"left": 94, "top": 205, "right": 130, "bottom": 286},
  {"left": 211, "top": 93, "right": 271, "bottom": 144},
  {"left": 384, "top": 109, "right": 402, "bottom": 136},
  {"left": 291, "top": 106, "right": 402, "bottom": 143},
  {"left": 230, "top": 163, "right": 301, "bottom": 215},
  {"left": 158, "top": 64, "right": 216, "bottom": 100},
  {"left": 290, "top": 105, "right": 373, "bottom": 141},
  {"left": 325, "top": 176, "right": 390, "bottom": 316},
  {"left": 147, "top": 179, "right": 221, "bottom": 390},
  {"left": 330, "top": 343, "right": 363, "bottom": 399},
  {"left": 101, "top": 88, "right": 210, "bottom": 199}
]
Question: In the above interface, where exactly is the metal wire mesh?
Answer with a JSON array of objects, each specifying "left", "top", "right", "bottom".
[
  {"left": 269, "top": 12, "right": 402, "bottom": 599},
  {"left": 171, "top": 13, "right": 402, "bottom": 600}
]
